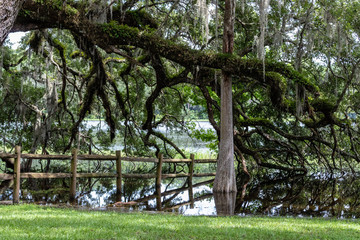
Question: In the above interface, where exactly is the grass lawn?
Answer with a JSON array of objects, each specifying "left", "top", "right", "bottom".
[{"left": 0, "top": 204, "right": 359, "bottom": 239}]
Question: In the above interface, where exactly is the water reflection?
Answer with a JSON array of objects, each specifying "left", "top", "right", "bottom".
[
  {"left": 235, "top": 171, "right": 360, "bottom": 218},
  {"left": 1, "top": 171, "right": 360, "bottom": 218},
  {"left": 214, "top": 192, "right": 236, "bottom": 216},
  {"left": 0, "top": 180, "right": 13, "bottom": 198}
]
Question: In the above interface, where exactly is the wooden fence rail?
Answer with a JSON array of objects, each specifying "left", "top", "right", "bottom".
[
  {"left": 0, "top": 146, "right": 217, "bottom": 204},
  {"left": 0, "top": 153, "right": 217, "bottom": 163}
]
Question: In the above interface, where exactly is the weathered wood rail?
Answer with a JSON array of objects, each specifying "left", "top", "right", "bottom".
[{"left": 0, "top": 146, "right": 217, "bottom": 204}]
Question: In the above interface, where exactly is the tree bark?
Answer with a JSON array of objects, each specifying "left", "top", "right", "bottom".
[
  {"left": 0, "top": 0, "right": 24, "bottom": 45},
  {"left": 213, "top": 0, "right": 237, "bottom": 193}
]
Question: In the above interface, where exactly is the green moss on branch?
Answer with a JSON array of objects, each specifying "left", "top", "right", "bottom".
[
  {"left": 102, "top": 21, "right": 140, "bottom": 39},
  {"left": 310, "top": 97, "right": 337, "bottom": 113},
  {"left": 34, "top": 0, "right": 78, "bottom": 15},
  {"left": 238, "top": 118, "right": 273, "bottom": 127}
]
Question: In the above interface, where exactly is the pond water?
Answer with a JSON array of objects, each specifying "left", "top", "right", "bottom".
[
  {"left": 1, "top": 171, "right": 360, "bottom": 218},
  {"left": 84, "top": 120, "right": 215, "bottom": 155}
]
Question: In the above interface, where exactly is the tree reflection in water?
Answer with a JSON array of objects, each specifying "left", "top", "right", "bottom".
[
  {"left": 0, "top": 171, "right": 360, "bottom": 218},
  {"left": 214, "top": 192, "right": 236, "bottom": 216},
  {"left": 235, "top": 171, "right": 360, "bottom": 218}
]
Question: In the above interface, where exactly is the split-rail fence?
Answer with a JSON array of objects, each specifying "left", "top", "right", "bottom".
[{"left": 0, "top": 146, "right": 217, "bottom": 204}]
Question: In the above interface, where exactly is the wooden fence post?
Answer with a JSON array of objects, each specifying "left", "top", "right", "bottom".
[
  {"left": 188, "top": 153, "right": 195, "bottom": 208},
  {"left": 156, "top": 153, "right": 163, "bottom": 190},
  {"left": 156, "top": 153, "right": 163, "bottom": 210},
  {"left": 13, "top": 145, "right": 21, "bottom": 204},
  {"left": 70, "top": 148, "right": 78, "bottom": 202},
  {"left": 188, "top": 154, "right": 194, "bottom": 185},
  {"left": 116, "top": 150, "right": 122, "bottom": 202}
]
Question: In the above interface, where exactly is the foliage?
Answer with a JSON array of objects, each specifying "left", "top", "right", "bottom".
[{"left": 1, "top": 0, "right": 360, "bottom": 176}]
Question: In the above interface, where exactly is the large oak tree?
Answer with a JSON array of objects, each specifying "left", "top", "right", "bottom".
[{"left": 1, "top": 0, "right": 360, "bottom": 190}]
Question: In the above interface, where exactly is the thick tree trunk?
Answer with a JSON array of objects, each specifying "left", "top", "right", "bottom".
[
  {"left": 0, "top": 0, "right": 24, "bottom": 45},
  {"left": 213, "top": 0, "right": 237, "bottom": 193}
]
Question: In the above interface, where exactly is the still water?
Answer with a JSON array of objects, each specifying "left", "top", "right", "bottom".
[
  {"left": 1, "top": 171, "right": 360, "bottom": 218},
  {"left": 1, "top": 121, "right": 359, "bottom": 217},
  {"left": 84, "top": 120, "right": 215, "bottom": 154}
]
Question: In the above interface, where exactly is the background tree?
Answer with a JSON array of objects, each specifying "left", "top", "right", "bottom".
[{"left": 214, "top": 0, "right": 237, "bottom": 193}]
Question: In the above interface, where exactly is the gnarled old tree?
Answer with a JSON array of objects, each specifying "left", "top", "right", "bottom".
[{"left": 1, "top": 0, "right": 360, "bottom": 190}]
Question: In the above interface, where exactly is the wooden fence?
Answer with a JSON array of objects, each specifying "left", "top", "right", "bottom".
[{"left": 0, "top": 146, "right": 217, "bottom": 204}]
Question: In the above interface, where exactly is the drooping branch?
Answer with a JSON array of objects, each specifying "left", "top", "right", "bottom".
[
  {"left": 41, "top": 30, "right": 76, "bottom": 123},
  {"left": 13, "top": 1, "right": 319, "bottom": 96},
  {"left": 65, "top": 33, "right": 113, "bottom": 152}
]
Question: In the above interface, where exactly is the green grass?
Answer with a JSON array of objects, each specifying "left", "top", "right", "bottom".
[{"left": 0, "top": 205, "right": 359, "bottom": 240}]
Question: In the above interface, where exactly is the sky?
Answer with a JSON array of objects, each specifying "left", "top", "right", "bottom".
[{"left": 7, "top": 32, "right": 27, "bottom": 49}]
